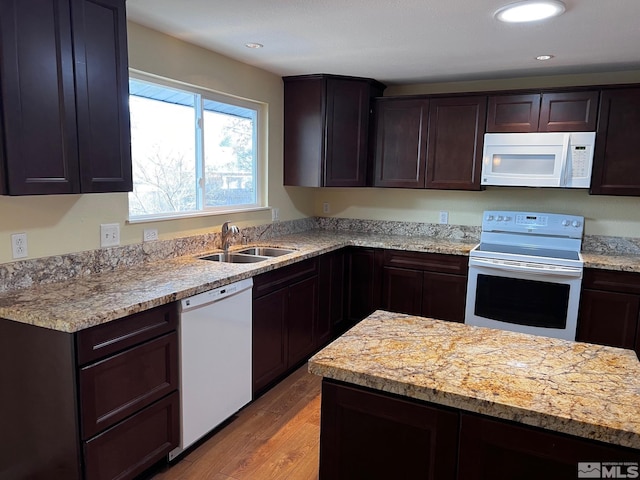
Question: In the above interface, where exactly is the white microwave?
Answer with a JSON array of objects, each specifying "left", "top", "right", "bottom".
[{"left": 481, "top": 131, "right": 596, "bottom": 188}]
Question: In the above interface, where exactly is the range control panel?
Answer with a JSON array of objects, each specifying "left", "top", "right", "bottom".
[{"left": 482, "top": 210, "right": 584, "bottom": 238}]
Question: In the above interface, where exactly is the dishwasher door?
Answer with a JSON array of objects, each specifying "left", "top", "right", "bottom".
[{"left": 169, "top": 277, "right": 253, "bottom": 460}]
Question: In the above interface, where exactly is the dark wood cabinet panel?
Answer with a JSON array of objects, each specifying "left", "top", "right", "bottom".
[
  {"left": 79, "top": 332, "right": 179, "bottom": 439},
  {"left": 591, "top": 87, "right": 640, "bottom": 196},
  {"left": 423, "top": 271, "right": 467, "bottom": 323},
  {"left": 373, "top": 98, "right": 429, "bottom": 188},
  {"left": 539, "top": 91, "right": 599, "bottom": 132},
  {"left": 287, "top": 276, "right": 319, "bottom": 367},
  {"left": 284, "top": 74, "right": 384, "bottom": 187},
  {"left": 72, "top": 0, "right": 132, "bottom": 193},
  {"left": 577, "top": 289, "right": 639, "bottom": 351},
  {"left": 381, "top": 250, "right": 468, "bottom": 322},
  {"left": 0, "top": 0, "right": 131, "bottom": 195},
  {"left": 319, "top": 379, "right": 459, "bottom": 480},
  {"left": 345, "top": 248, "right": 383, "bottom": 328},
  {"left": 381, "top": 266, "right": 423, "bottom": 316},
  {"left": 425, "top": 96, "right": 486, "bottom": 190},
  {"left": 0, "top": 0, "right": 80, "bottom": 194},
  {"left": 252, "top": 287, "right": 288, "bottom": 394},
  {"left": 83, "top": 391, "right": 179, "bottom": 480},
  {"left": 487, "top": 94, "right": 541, "bottom": 132},
  {"left": 318, "top": 249, "right": 345, "bottom": 344},
  {"left": 577, "top": 268, "right": 640, "bottom": 356},
  {"left": 458, "top": 413, "right": 640, "bottom": 480}
]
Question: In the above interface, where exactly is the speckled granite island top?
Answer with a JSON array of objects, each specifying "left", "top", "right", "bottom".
[{"left": 308, "top": 310, "right": 640, "bottom": 450}]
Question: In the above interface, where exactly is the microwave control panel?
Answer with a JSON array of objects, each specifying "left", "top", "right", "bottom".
[{"left": 570, "top": 145, "right": 591, "bottom": 178}]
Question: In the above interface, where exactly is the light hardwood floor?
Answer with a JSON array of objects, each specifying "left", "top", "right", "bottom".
[{"left": 150, "top": 366, "right": 322, "bottom": 480}]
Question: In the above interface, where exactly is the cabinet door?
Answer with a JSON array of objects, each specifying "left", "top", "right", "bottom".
[
  {"left": 425, "top": 96, "right": 486, "bottom": 190},
  {"left": 345, "top": 248, "right": 382, "bottom": 328},
  {"left": 0, "top": 0, "right": 80, "bottom": 194},
  {"left": 252, "top": 288, "right": 288, "bottom": 394},
  {"left": 381, "top": 266, "right": 423, "bottom": 316},
  {"left": 319, "top": 249, "right": 345, "bottom": 344},
  {"left": 538, "top": 91, "right": 599, "bottom": 132},
  {"left": 287, "top": 275, "right": 319, "bottom": 367},
  {"left": 72, "top": 0, "right": 132, "bottom": 192},
  {"left": 320, "top": 380, "right": 459, "bottom": 480},
  {"left": 423, "top": 271, "right": 467, "bottom": 322},
  {"left": 577, "top": 289, "right": 639, "bottom": 350},
  {"left": 324, "top": 79, "right": 370, "bottom": 187},
  {"left": 458, "top": 414, "right": 640, "bottom": 480},
  {"left": 591, "top": 88, "right": 640, "bottom": 196},
  {"left": 486, "top": 94, "right": 540, "bottom": 132},
  {"left": 373, "top": 98, "right": 429, "bottom": 188}
]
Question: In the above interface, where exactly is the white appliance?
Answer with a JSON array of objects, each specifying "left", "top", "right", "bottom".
[
  {"left": 465, "top": 211, "right": 584, "bottom": 340},
  {"left": 481, "top": 131, "right": 596, "bottom": 188},
  {"left": 169, "top": 277, "right": 253, "bottom": 461}
]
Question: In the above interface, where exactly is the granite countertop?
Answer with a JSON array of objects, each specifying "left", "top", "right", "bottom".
[
  {"left": 0, "top": 226, "right": 639, "bottom": 333},
  {"left": 0, "top": 230, "right": 475, "bottom": 333},
  {"left": 308, "top": 310, "right": 640, "bottom": 450}
]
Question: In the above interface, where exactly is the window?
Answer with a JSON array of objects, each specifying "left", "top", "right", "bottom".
[{"left": 127, "top": 75, "right": 264, "bottom": 220}]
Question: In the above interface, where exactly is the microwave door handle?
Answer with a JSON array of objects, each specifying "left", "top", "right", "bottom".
[
  {"left": 559, "top": 134, "right": 571, "bottom": 187},
  {"left": 470, "top": 258, "right": 582, "bottom": 278}
]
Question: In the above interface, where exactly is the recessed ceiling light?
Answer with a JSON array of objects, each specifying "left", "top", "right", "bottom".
[
  {"left": 536, "top": 54, "right": 554, "bottom": 60},
  {"left": 245, "top": 42, "right": 263, "bottom": 49},
  {"left": 495, "top": 1, "right": 566, "bottom": 23}
]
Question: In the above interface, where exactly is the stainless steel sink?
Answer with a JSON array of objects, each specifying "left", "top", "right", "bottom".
[
  {"left": 200, "top": 253, "right": 269, "bottom": 263},
  {"left": 236, "top": 247, "right": 296, "bottom": 257}
]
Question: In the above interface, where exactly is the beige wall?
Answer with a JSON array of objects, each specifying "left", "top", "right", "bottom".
[
  {"left": 2, "top": 26, "right": 639, "bottom": 265},
  {"left": 314, "top": 69, "right": 640, "bottom": 237},
  {"left": 0, "top": 22, "right": 314, "bottom": 264}
]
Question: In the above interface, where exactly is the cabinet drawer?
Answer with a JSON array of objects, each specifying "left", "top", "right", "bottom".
[
  {"left": 383, "top": 250, "right": 468, "bottom": 274},
  {"left": 77, "top": 302, "right": 178, "bottom": 365},
  {"left": 79, "top": 332, "right": 178, "bottom": 439},
  {"left": 253, "top": 258, "right": 318, "bottom": 298},
  {"left": 83, "top": 391, "right": 179, "bottom": 480},
  {"left": 583, "top": 268, "right": 640, "bottom": 295}
]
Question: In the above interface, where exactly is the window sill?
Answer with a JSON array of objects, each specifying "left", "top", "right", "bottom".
[{"left": 127, "top": 206, "right": 271, "bottom": 224}]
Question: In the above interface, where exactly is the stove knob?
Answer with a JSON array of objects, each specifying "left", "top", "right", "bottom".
[
  {"left": 572, "top": 220, "right": 581, "bottom": 228},
  {"left": 497, "top": 215, "right": 504, "bottom": 221},
  {"left": 504, "top": 216, "right": 511, "bottom": 222},
  {"left": 562, "top": 220, "right": 570, "bottom": 226},
  {"left": 487, "top": 215, "right": 494, "bottom": 221}
]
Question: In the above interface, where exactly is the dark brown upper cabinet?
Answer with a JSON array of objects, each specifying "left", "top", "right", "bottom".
[
  {"left": 486, "top": 91, "right": 598, "bottom": 133},
  {"left": 591, "top": 87, "right": 640, "bottom": 196},
  {"left": 373, "top": 98, "right": 429, "bottom": 188},
  {"left": 373, "top": 95, "right": 486, "bottom": 190},
  {"left": 283, "top": 74, "right": 385, "bottom": 187},
  {"left": 0, "top": 0, "right": 132, "bottom": 195}
]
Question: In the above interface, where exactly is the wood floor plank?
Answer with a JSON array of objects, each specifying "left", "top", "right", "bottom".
[{"left": 152, "top": 365, "right": 321, "bottom": 480}]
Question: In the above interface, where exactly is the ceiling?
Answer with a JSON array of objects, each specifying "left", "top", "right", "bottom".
[{"left": 125, "top": 0, "right": 640, "bottom": 86}]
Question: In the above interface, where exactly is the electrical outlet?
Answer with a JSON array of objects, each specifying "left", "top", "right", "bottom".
[
  {"left": 272, "top": 208, "right": 280, "bottom": 222},
  {"left": 439, "top": 211, "right": 449, "bottom": 224},
  {"left": 100, "top": 223, "right": 120, "bottom": 247},
  {"left": 143, "top": 228, "right": 158, "bottom": 242},
  {"left": 11, "top": 233, "right": 28, "bottom": 259},
  {"left": 323, "top": 202, "right": 330, "bottom": 214}
]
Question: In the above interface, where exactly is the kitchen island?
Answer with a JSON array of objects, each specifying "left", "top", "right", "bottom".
[{"left": 308, "top": 310, "right": 640, "bottom": 479}]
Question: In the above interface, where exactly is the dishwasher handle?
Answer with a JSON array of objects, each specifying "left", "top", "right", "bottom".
[{"left": 181, "top": 278, "right": 253, "bottom": 312}]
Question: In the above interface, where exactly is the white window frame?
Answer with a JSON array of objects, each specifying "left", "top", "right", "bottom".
[{"left": 127, "top": 70, "right": 268, "bottom": 223}]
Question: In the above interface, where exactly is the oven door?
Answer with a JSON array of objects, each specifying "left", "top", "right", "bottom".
[{"left": 464, "top": 257, "right": 582, "bottom": 340}]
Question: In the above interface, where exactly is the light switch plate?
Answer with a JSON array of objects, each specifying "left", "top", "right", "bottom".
[
  {"left": 100, "top": 223, "right": 120, "bottom": 247},
  {"left": 439, "top": 211, "right": 449, "bottom": 224}
]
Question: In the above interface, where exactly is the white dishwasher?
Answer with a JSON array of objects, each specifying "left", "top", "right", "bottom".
[{"left": 169, "top": 277, "right": 253, "bottom": 461}]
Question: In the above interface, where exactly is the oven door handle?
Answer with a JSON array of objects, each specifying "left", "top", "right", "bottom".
[{"left": 469, "top": 258, "right": 583, "bottom": 278}]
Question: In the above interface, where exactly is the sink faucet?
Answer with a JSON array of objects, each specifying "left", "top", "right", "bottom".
[{"left": 221, "top": 222, "right": 240, "bottom": 252}]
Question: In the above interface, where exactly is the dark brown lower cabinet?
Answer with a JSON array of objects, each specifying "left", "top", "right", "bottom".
[
  {"left": 458, "top": 414, "right": 640, "bottom": 480},
  {"left": 577, "top": 268, "right": 640, "bottom": 357},
  {"left": 252, "top": 258, "right": 319, "bottom": 395},
  {"left": 0, "top": 302, "right": 179, "bottom": 480},
  {"left": 318, "top": 248, "right": 345, "bottom": 344},
  {"left": 319, "top": 380, "right": 640, "bottom": 480},
  {"left": 319, "top": 379, "right": 459, "bottom": 480},
  {"left": 381, "top": 250, "right": 468, "bottom": 322},
  {"left": 344, "top": 247, "right": 383, "bottom": 330}
]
